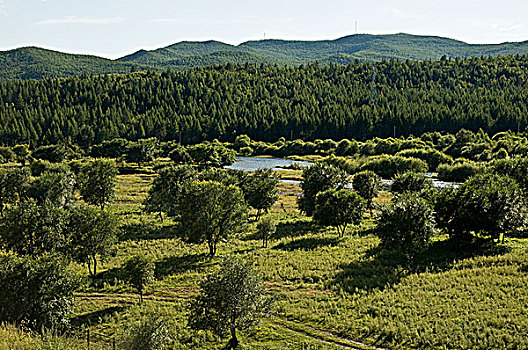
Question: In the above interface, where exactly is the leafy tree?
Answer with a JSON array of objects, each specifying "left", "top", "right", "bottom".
[
  {"left": 143, "top": 165, "right": 197, "bottom": 220},
  {"left": 32, "top": 144, "right": 72, "bottom": 163},
  {"left": 314, "top": 189, "right": 365, "bottom": 237},
  {"left": 177, "top": 181, "right": 247, "bottom": 256},
  {"left": 188, "top": 258, "right": 272, "bottom": 349},
  {"left": 298, "top": 163, "right": 350, "bottom": 216},
  {"left": 352, "top": 170, "right": 381, "bottom": 216},
  {"left": 391, "top": 171, "right": 434, "bottom": 195},
  {"left": 256, "top": 216, "right": 276, "bottom": 248},
  {"left": 0, "top": 167, "right": 30, "bottom": 214},
  {"left": 79, "top": 159, "right": 118, "bottom": 210},
  {"left": 187, "top": 143, "right": 236, "bottom": 168},
  {"left": 436, "top": 174, "right": 527, "bottom": 242},
  {"left": 27, "top": 170, "right": 76, "bottom": 208},
  {"left": 68, "top": 205, "right": 119, "bottom": 276},
  {"left": 0, "top": 254, "right": 79, "bottom": 332},
  {"left": 126, "top": 138, "right": 157, "bottom": 166},
  {"left": 123, "top": 255, "right": 155, "bottom": 303},
  {"left": 0, "top": 200, "right": 69, "bottom": 256},
  {"left": 168, "top": 145, "right": 192, "bottom": 164},
  {"left": 240, "top": 168, "right": 279, "bottom": 219},
  {"left": 12, "top": 144, "right": 31, "bottom": 165},
  {"left": 376, "top": 194, "right": 436, "bottom": 261}
]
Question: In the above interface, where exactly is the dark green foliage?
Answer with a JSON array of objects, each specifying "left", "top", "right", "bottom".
[
  {"left": 0, "top": 147, "right": 16, "bottom": 163},
  {"left": 187, "top": 143, "right": 236, "bottom": 168},
  {"left": 12, "top": 144, "right": 30, "bottom": 165},
  {"left": 435, "top": 174, "right": 527, "bottom": 242},
  {"left": 2, "top": 55, "right": 528, "bottom": 147},
  {"left": 177, "top": 181, "right": 247, "bottom": 256},
  {"left": 437, "top": 160, "right": 485, "bottom": 182},
  {"left": 376, "top": 194, "right": 436, "bottom": 261},
  {"left": 79, "top": 159, "right": 118, "bottom": 209},
  {"left": 352, "top": 170, "right": 381, "bottom": 216},
  {"left": 168, "top": 145, "right": 192, "bottom": 164},
  {"left": 0, "top": 200, "right": 69, "bottom": 255},
  {"left": 0, "top": 167, "right": 30, "bottom": 213},
  {"left": 359, "top": 155, "right": 428, "bottom": 178},
  {"left": 0, "top": 254, "right": 79, "bottom": 332},
  {"left": 143, "top": 165, "right": 197, "bottom": 219},
  {"left": 391, "top": 171, "right": 434, "bottom": 194},
  {"left": 27, "top": 170, "right": 76, "bottom": 208},
  {"left": 32, "top": 144, "right": 73, "bottom": 163},
  {"left": 313, "top": 189, "right": 365, "bottom": 237},
  {"left": 240, "top": 168, "right": 278, "bottom": 219},
  {"left": 125, "top": 138, "right": 157, "bottom": 166},
  {"left": 68, "top": 205, "right": 119, "bottom": 276},
  {"left": 298, "top": 163, "right": 350, "bottom": 216},
  {"left": 89, "top": 138, "right": 130, "bottom": 158},
  {"left": 188, "top": 258, "right": 271, "bottom": 348},
  {"left": 123, "top": 255, "right": 155, "bottom": 303}
]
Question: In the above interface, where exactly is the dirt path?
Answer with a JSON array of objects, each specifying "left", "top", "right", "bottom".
[{"left": 269, "top": 318, "right": 388, "bottom": 350}]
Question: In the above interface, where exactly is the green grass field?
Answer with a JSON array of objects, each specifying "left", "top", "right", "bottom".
[{"left": 5, "top": 171, "right": 528, "bottom": 349}]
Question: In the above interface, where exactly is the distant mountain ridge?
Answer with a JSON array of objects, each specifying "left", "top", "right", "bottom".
[{"left": 2, "top": 33, "right": 528, "bottom": 80}]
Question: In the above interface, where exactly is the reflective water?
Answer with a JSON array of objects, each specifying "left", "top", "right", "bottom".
[{"left": 225, "top": 156, "right": 312, "bottom": 172}]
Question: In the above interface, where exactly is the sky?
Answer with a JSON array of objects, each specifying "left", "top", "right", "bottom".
[{"left": 1, "top": 0, "right": 527, "bottom": 59}]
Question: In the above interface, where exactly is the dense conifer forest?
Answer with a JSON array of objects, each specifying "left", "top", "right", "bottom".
[{"left": 1, "top": 54, "right": 528, "bottom": 147}]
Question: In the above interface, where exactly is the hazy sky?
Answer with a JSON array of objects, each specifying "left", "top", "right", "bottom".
[{"left": 1, "top": 0, "right": 527, "bottom": 59}]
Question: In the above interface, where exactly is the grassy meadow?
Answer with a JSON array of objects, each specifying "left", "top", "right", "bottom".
[{"left": 4, "top": 167, "right": 528, "bottom": 349}]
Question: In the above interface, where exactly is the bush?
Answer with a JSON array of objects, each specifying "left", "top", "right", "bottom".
[
  {"left": 359, "top": 155, "right": 428, "bottom": 178},
  {"left": 391, "top": 171, "right": 433, "bottom": 195},
  {"left": 314, "top": 189, "right": 365, "bottom": 237},
  {"left": 376, "top": 194, "right": 435, "bottom": 261},
  {"left": 436, "top": 161, "right": 485, "bottom": 182},
  {"left": 395, "top": 148, "right": 453, "bottom": 171}
]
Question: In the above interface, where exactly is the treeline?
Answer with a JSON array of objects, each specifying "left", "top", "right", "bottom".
[{"left": 1, "top": 54, "right": 528, "bottom": 146}]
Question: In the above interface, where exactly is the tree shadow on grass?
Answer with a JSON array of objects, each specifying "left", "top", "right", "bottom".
[
  {"left": 71, "top": 306, "right": 126, "bottom": 329},
  {"left": 91, "top": 267, "right": 128, "bottom": 289},
  {"left": 119, "top": 222, "right": 177, "bottom": 241},
  {"left": 241, "top": 217, "right": 317, "bottom": 241},
  {"left": 334, "top": 238, "right": 511, "bottom": 293},
  {"left": 155, "top": 253, "right": 208, "bottom": 279},
  {"left": 273, "top": 236, "right": 340, "bottom": 251}
]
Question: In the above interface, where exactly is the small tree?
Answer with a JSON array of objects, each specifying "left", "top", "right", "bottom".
[
  {"left": 27, "top": 170, "right": 76, "bottom": 208},
  {"left": 376, "top": 194, "right": 435, "bottom": 261},
  {"left": 391, "top": 171, "right": 433, "bottom": 195},
  {"left": 256, "top": 216, "right": 276, "bottom": 247},
  {"left": 241, "top": 168, "right": 279, "bottom": 220},
  {"left": 188, "top": 258, "right": 272, "bottom": 349},
  {"left": 126, "top": 138, "right": 157, "bottom": 167},
  {"left": 124, "top": 255, "right": 155, "bottom": 303},
  {"left": 177, "top": 181, "right": 247, "bottom": 257},
  {"left": 353, "top": 170, "right": 380, "bottom": 216},
  {"left": 187, "top": 143, "right": 236, "bottom": 168},
  {"left": 79, "top": 159, "right": 118, "bottom": 210},
  {"left": 0, "top": 254, "right": 79, "bottom": 332},
  {"left": 69, "top": 205, "right": 119, "bottom": 276},
  {"left": 0, "top": 167, "right": 30, "bottom": 214},
  {"left": 314, "top": 189, "right": 365, "bottom": 237},
  {"left": 298, "top": 162, "right": 349, "bottom": 216},
  {"left": 168, "top": 145, "right": 192, "bottom": 164},
  {"left": 143, "top": 165, "right": 197, "bottom": 220},
  {"left": 0, "top": 199, "right": 69, "bottom": 256},
  {"left": 12, "top": 144, "right": 31, "bottom": 165},
  {"left": 438, "top": 174, "right": 527, "bottom": 242}
]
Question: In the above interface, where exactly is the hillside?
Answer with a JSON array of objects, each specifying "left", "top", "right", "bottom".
[{"left": 2, "top": 33, "right": 528, "bottom": 79}]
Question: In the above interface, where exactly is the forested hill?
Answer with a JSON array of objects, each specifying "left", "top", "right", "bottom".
[
  {"left": 3, "top": 33, "right": 528, "bottom": 80},
  {"left": 1, "top": 54, "right": 528, "bottom": 147}
]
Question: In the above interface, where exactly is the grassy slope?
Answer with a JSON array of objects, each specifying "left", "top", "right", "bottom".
[
  {"left": 4, "top": 34, "right": 528, "bottom": 80},
  {"left": 9, "top": 168, "right": 519, "bottom": 349}
]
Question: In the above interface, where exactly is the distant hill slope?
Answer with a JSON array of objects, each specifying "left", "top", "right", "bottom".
[{"left": 2, "top": 33, "right": 528, "bottom": 79}]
